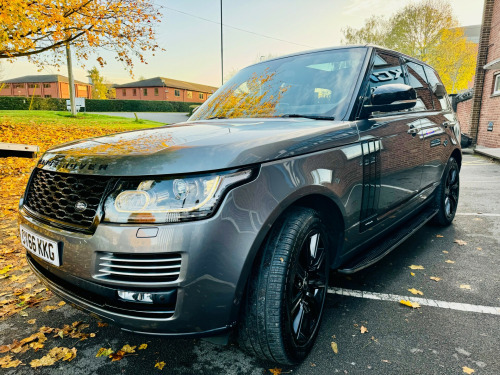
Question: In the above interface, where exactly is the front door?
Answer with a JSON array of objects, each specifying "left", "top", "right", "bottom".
[{"left": 356, "top": 51, "right": 424, "bottom": 231}]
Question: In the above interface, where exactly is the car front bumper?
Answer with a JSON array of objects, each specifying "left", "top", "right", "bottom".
[{"left": 18, "top": 181, "right": 270, "bottom": 336}]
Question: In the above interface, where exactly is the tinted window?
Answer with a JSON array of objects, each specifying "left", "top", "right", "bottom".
[
  {"left": 365, "top": 52, "right": 406, "bottom": 114},
  {"left": 190, "top": 48, "right": 367, "bottom": 121},
  {"left": 424, "top": 66, "right": 450, "bottom": 111},
  {"left": 406, "top": 61, "right": 434, "bottom": 111}
]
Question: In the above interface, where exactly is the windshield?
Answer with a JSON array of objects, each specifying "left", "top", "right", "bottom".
[{"left": 189, "top": 47, "right": 367, "bottom": 121}]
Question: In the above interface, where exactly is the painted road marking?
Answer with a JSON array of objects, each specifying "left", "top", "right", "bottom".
[
  {"left": 328, "top": 287, "right": 500, "bottom": 316},
  {"left": 456, "top": 213, "right": 500, "bottom": 217}
]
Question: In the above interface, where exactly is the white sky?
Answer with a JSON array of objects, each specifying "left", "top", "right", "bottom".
[{"left": 1, "top": 0, "right": 485, "bottom": 87}]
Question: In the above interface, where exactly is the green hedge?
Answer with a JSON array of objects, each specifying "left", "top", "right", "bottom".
[
  {"left": 0, "top": 96, "right": 201, "bottom": 112},
  {"left": 0, "top": 96, "right": 66, "bottom": 111}
]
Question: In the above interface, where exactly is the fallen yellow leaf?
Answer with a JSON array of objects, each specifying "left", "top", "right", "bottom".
[
  {"left": 408, "top": 288, "right": 424, "bottom": 295},
  {"left": 445, "top": 260, "right": 455, "bottom": 264},
  {"left": 436, "top": 234, "right": 444, "bottom": 238},
  {"left": 97, "top": 322, "right": 108, "bottom": 328},
  {"left": 57, "top": 301, "right": 66, "bottom": 307},
  {"left": 42, "top": 305, "right": 59, "bottom": 313},
  {"left": 400, "top": 300, "right": 421, "bottom": 309},
  {"left": 139, "top": 344, "right": 148, "bottom": 350},
  {"left": 454, "top": 240, "right": 467, "bottom": 246},
  {"left": 269, "top": 368, "right": 282, "bottom": 375},
  {"left": 331, "top": 341, "right": 338, "bottom": 354},
  {"left": 27, "top": 319, "right": 36, "bottom": 324},
  {"left": 155, "top": 361, "right": 166, "bottom": 370},
  {"left": 430, "top": 277, "right": 441, "bottom": 282},
  {"left": 410, "top": 272, "right": 415, "bottom": 277},
  {"left": 443, "top": 250, "right": 449, "bottom": 254},
  {"left": 0, "top": 355, "right": 23, "bottom": 368},
  {"left": 96, "top": 348, "right": 113, "bottom": 357},
  {"left": 476, "top": 247, "right": 482, "bottom": 251},
  {"left": 121, "top": 344, "right": 136, "bottom": 354},
  {"left": 463, "top": 366, "right": 475, "bottom": 374},
  {"left": 409, "top": 265, "right": 425, "bottom": 270},
  {"left": 360, "top": 326, "right": 368, "bottom": 334},
  {"left": 460, "top": 284, "right": 471, "bottom": 290}
]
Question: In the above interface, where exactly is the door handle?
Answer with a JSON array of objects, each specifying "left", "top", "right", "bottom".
[
  {"left": 442, "top": 121, "right": 456, "bottom": 128},
  {"left": 407, "top": 128, "right": 419, "bottom": 135}
]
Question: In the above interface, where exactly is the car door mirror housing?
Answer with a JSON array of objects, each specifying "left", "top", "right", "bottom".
[{"left": 363, "top": 84, "right": 417, "bottom": 115}]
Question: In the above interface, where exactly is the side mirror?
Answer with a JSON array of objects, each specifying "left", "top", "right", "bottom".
[
  {"left": 363, "top": 84, "right": 417, "bottom": 115},
  {"left": 432, "top": 83, "right": 446, "bottom": 98}
]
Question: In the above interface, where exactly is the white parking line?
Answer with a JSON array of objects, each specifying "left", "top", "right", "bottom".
[
  {"left": 327, "top": 287, "right": 500, "bottom": 316},
  {"left": 456, "top": 213, "right": 500, "bottom": 217}
]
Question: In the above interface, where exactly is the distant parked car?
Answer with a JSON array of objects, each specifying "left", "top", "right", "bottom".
[
  {"left": 19, "top": 46, "right": 461, "bottom": 365},
  {"left": 461, "top": 132, "right": 473, "bottom": 148}
]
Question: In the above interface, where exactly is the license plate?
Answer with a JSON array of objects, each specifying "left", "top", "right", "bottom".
[{"left": 20, "top": 225, "right": 61, "bottom": 267}]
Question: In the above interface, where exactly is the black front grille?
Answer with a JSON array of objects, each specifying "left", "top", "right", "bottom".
[{"left": 25, "top": 169, "right": 111, "bottom": 230}]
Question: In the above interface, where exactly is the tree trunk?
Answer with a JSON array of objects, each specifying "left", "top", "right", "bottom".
[{"left": 65, "top": 42, "right": 77, "bottom": 116}]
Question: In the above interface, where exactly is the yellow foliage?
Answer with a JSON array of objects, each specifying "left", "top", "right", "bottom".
[
  {"left": 426, "top": 28, "right": 477, "bottom": 94},
  {"left": 0, "top": 0, "right": 162, "bottom": 74}
]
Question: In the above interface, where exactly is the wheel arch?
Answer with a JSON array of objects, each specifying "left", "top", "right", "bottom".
[
  {"left": 231, "top": 190, "right": 346, "bottom": 325},
  {"left": 451, "top": 148, "right": 462, "bottom": 170}
]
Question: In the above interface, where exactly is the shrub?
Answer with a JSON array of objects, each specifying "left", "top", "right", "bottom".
[{"left": 0, "top": 96, "right": 202, "bottom": 112}]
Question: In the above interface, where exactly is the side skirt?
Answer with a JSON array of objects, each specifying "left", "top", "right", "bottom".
[{"left": 338, "top": 207, "right": 438, "bottom": 274}]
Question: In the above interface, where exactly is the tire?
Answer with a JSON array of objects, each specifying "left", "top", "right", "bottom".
[
  {"left": 238, "top": 207, "right": 330, "bottom": 365},
  {"left": 431, "top": 156, "right": 460, "bottom": 226}
]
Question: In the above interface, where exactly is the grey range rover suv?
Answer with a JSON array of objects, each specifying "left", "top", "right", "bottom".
[{"left": 19, "top": 46, "right": 461, "bottom": 365}]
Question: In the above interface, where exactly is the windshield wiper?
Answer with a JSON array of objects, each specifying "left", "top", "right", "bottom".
[
  {"left": 280, "top": 114, "right": 335, "bottom": 120},
  {"left": 206, "top": 116, "right": 228, "bottom": 120}
]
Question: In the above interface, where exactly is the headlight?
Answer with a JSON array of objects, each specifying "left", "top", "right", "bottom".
[{"left": 103, "top": 169, "right": 255, "bottom": 223}]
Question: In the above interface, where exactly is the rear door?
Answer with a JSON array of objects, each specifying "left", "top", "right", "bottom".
[{"left": 418, "top": 65, "right": 455, "bottom": 190}]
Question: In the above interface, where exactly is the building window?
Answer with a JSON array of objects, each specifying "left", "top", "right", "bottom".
[
  {"left": 122, "top": 89, "right": 126, "bottom": 96},
  {"left": 494, "top": 74, "right": 500, "bottom": 95},
  {"left": 43, "top": 83, "right": 51, "bottom": 88},
  {"left": 44, "top": 95, "right": 51, "bottom": 98},
  {"left": 154, "top": 88, "right": 159, "bottom": 96},
  {"left": 143, "top": 88, "right": 148, "bottom": 96},
  {"left": 133, "top": 89, "right": 137, "bottom": 96},
  {"left": 199, "top": 93, "right": 204, "bottom": 100},
  {"left": 187, "top": 91, "right": 193, "bottom": 99},
  {"left": 174, "top": 89, "right": 180, "bottom": 97},
  {"left": 28, "top": 84, "right": 37, "bottom": 88}
]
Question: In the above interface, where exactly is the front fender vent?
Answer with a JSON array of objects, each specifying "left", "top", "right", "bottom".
[{"left": 94, "top": 252, "right": 182, "bottom": 286}]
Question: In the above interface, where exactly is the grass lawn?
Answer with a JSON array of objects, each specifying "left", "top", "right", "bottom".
[{"left": 0, "top": 110, "right": 163, "bottom": 130}]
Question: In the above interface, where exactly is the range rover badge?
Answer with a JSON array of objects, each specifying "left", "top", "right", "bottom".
[{"left": 75, "top": 201, "right": 87, "bottom": 212}]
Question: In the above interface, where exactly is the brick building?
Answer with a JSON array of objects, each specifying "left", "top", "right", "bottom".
[
  {"left": 0, "top": 75, "right": 92, "bottom": 99},
  {"left": 114, "top": 77, "right": 218, "bottom": 103},
  {"left": 468, "top": 0, "right": 500, "bottom": 149}
]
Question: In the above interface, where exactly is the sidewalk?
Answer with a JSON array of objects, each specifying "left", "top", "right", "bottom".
[{"left": 474, "top": 146, "right": 500, "bottom": 161}]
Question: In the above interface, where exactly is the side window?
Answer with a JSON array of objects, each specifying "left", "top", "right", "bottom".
[
  {"left": 424, "top": 66, "right": 450, "bottom": 111},
  {"left": 365, "top": 52, "right": 406, "bottom": 114},
  {"left": 405, "top": 61, "right": 434, "bottom": 111}
]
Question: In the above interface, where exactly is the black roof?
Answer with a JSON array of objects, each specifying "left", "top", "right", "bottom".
[
  {"left": 114, "top": 77, "right": 218, "bottom": 93},
  {"left": 3, "top": 74, "right": 89, "bottom": 85}
]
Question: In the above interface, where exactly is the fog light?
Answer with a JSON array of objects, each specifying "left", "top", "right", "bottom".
[{"left": 117, "top": 291, "right": 153, "bottom": 303}]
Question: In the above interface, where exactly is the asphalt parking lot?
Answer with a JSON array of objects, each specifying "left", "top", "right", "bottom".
[{"left": 1, "top": 152, "right": 499, "bottom": 374}]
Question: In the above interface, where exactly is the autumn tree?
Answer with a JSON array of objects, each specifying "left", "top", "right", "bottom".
[
  {"left": 88, "top": 67, "right": 107, "bottom": 99},
  {"left": 0, "top": 0, "right": 162, "bottom": 112},
  {"left": 341, "top": 0, "right": 476, "bottom": 93},
  {"left": 426, "top": 29, "right": 477, "bottom": 93}
]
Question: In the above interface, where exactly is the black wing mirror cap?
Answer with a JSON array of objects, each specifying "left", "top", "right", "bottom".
[{"left": 363, "top": 84, "right": 417, "bottom": 115}]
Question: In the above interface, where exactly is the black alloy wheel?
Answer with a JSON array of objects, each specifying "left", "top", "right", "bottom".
[
  {"left": 431, "top": 157, "right": 460, "bottom": 226},
  {"left": 288, "top": 231, "right": 327, "bottom": 348},
  {"left": 238, "top": 207, "right": 331, "bottom": 365}
]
